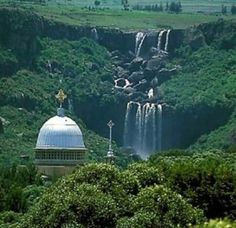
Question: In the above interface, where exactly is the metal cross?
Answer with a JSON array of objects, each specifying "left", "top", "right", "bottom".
[{"left": 55, "top": 89, "right": 67, "bottom": 107}]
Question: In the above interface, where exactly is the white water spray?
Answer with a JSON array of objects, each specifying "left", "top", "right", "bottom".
[
  {"left": 164, "top": 29, "right": 171, "bottom": 52},
  {"left": 157, "top": 104, "right": 162, "bottom": 151},
  {"left": 135, "top": 32, "right": 146, "bottom": 57},
  {"left": 157, "top": 30, "right": 166, "bottom": 51}
]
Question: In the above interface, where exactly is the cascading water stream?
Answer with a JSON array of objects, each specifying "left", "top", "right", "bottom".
[
  {"left": 151, "top": 104, "right": 156, "bottom": 151},
  {"left": 164, "top": 29, "right": 171, "bottom": 52},
  {"left": 157, "top": 30, "right": 166, "bottom": 51},
  {"left": 135, "top": 32, "right": 146, "bottom": 57},
  {"left": 123, "top": 101, "right": 133, "bottom": 147},
  {"left": 123, "top": 102, "right": 162, "bottom": 159},
  {"left": 135, "top": 103, "right": 142, "bottom": 152},
  {"left": 157, "top": 104, "right": 162, "bottom": 151},
  {"left": 91, "top": 28, "right": 99, "bottom": 41}
]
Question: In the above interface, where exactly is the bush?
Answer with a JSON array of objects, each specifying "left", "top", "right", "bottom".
[{"left": 18, "top": 163, "right": 205, "bottom": 227}]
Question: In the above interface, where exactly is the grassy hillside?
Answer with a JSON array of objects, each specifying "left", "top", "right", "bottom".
[
  {"left": 3, "top": 0, "right": 236, "bottom": 13},
  {"left": 0, "top": 4, "right": 235, "bottom": 30}
]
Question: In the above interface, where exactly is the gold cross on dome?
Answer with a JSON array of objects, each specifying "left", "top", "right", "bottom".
[{"left": 56, "top": 89, "right": 67, "bottom": 107}]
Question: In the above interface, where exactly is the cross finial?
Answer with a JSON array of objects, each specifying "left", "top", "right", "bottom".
[
  {"left": 107, "top": 120, "right": 114, "bottom": 128},
  {"left": 56, "top": 89, "right": 67, "bottom": 107}
]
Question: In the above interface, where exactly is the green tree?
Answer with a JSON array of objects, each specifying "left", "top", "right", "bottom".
[
  {"left": 94, "top": 0, "right": 100, "bottom": 7},
  {"left": 121, "top": 0, "right": 129, "bottom": 10},
  {"left": 231, "top": 4, "right": 236, "bottom": 14},
  {"left": 221, "top": 5, "right": 227, "bottom": 15}
]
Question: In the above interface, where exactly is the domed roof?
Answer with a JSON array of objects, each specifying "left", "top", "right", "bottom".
[{"left": 36, "top": 108, "right": 85, "bottom": 150}]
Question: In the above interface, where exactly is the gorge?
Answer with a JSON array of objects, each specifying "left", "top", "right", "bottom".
[{"left": 0, "top": 7, "right": 236, "bottom": 161}]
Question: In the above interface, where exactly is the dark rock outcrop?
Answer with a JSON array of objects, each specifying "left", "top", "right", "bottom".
[
  {"left": 129, "top": 57, "right": 144, "bottom": 71},
  {"left": 158, "top": 68, "right": 177, "bottom": 84},
  {"left": 128, "top": 71, "right": 144, "bottom": 83}
]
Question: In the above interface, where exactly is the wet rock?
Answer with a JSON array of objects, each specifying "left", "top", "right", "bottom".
[
  {"left": 128, "top": 71, "right": 144, "bottom": 83},
  {"left": 115, "top": 66, "right": 129, "bottom": 78},
  {"left": 146, "top": 56, "right": 165, "bottom": 71},
  {"left": 128, "top": 91, "right": 147, "bottom": 101},
  {"left": 149, "top": 47, "right": 159, "bottom": 58},
  {"left": 123, "top": 87, "right": 136, "bottom": 94},
  {"left": 133, "top": 79, "right": 148, "bottom": 91},
  {"left": 129, "top": 57, "right": 143, "bottom": 71},
  {"left": 143, "top": 68, "right": 156, "bottom": 81},
  {"left": 151, "top": 77, "right": 158, "bottom": 87},
  {"left": 111, "top": 50, "right": 121, "bottom": 57}
]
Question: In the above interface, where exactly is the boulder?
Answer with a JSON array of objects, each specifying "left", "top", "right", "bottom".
[
  {"left": 129, "top": 57, "right": 143, "bottom": 71},
  {"left": 115, "top": 66, "right": 129, "bottom": 78},
  {"left": 133, "top": 79, "right": 149, "bottom": 91},
  {"left": 149, "top": 47, "right": 159, "bottom": 58},
  {"left": 146, "top": 56, "right": 165, "bottom": 71},
  {"left": 158, "top": 68, "right": 177, "bottom": 84},
  {"left": 128, "top": 71, "right": 144, "bottom": 83},
  {"left": 123, "top": 87, "right": 136, "bottom": 94},
  {"left": 111, "top": 50, "right": 121, "bottom": 57},
  {"left": 143, "top": 68, "right": 156, "bottom": 81},
  {"left": 128, "top": 91, "right": 147, "bottom": 101},
  {"left": 151, "top": 77, "right": 158, "bottom": 87}
]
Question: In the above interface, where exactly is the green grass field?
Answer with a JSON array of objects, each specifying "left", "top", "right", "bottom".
[
  {"left": 2, "top": 3, "right": 235, "bottom": 30},
  {"left": 0, "top": 0, "right": 236, "bottom": 29},
  {"left": 41, "top": 0, "right": 236, "bottom": 13}
]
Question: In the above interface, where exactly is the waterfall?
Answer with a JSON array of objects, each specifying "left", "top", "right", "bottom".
[
  {"left": 164, "top": 29, "right": 171, "bottom": 52},
  {"left": 157, "top": 104, "right": 162, "bottom": 151},
  {"left": 157, "top": 30, "right": 166, "bottom": 51},
  {"left": 135, "top": 103, "right": 142, "bottom": 152},
  {"left": 143, "top": 103, "right": 150, "bottom": 154},
  {"left": 91, "top": 28, "right": 99, "bottom": 41},
  {"left": 151, "top": 104, "right": 156, "bottom": 151},
  {"left": 123, "top": 101, "right": 133, "bottom": 147},
  {"left": 123, "top": 102, "right": 162, "bottom": 159},
  {"left": 135, "top": 32, "right": 146, "bottom": 57}
]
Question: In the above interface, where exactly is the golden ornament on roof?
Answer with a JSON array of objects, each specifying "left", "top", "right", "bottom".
[{"left": 56, "top": 89, "right": 67, "bottom": 106}]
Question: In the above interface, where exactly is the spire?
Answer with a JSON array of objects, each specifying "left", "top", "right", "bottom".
[
  {"left": 105, "top": 120, "right": 116, "bottom": 164},
  {"left": 55, "top": 89, "right": 67, "bottom": 117}
]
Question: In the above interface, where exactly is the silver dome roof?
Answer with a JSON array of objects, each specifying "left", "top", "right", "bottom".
[{"left": 36, "top": 109, "right": 85, "bottom": 150}]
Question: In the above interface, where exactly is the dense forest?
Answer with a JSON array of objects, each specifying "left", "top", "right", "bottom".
[{"left": 0, "top": 5, "right": 236, "bottom": 227}]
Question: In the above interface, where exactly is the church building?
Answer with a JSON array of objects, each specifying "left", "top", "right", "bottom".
[{"left": 35, "top": 90, "right": 86, "bottom": 178}]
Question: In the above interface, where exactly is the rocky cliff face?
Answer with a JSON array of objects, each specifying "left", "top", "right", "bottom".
[{"left": 0, "top": 8, "right": 184, "bottom": 63}]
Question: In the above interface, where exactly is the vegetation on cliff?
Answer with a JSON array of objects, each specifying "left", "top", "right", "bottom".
[{"left": 160, "top": 21, "right": 236, "bottom": 150}]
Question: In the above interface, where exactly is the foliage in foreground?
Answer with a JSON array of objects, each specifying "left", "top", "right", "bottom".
[
  {"left": 149, "top": 149, "right": 236, "bottom": 219},
  {"left": 17, "top": 163, "right": 204, "bottom": 228}
]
